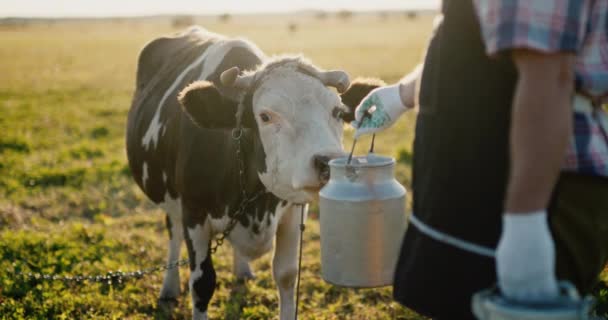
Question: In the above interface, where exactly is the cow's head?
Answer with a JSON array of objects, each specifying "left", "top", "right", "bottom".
[{"left": 178, "top": 56, "right": 383, "bottom": 203}]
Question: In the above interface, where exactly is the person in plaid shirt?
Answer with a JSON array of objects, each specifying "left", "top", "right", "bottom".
[
  {"left": 474, "top": 0, "right": 608, "bottom": 176},
  {"left": 353, "top": 0, "right": 608, "bottom": 318}
]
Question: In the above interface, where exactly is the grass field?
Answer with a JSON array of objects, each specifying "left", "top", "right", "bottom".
[
  {"left": 1, "top": 12, "right": 606, "bottom": 320},
  {"left": 0, "top": 13, "right": 430, "bottom": 319}
]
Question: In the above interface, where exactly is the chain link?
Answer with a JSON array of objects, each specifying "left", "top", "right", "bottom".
[
  {"left": 209, "top": 189, "right": 266, "bottom": 254},
  {"left": 13, "top": 259, "right": 189, "bottom": 286}
]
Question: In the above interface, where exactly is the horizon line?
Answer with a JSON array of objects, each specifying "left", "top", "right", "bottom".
[{"left": 1, "top": 5, "right": 439, "bottom": 20}]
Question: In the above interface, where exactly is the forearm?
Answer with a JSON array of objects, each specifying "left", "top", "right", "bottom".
[
  {"left": 353, "top": 64, "right": 423, "bottom": 138},
  {"left": 505, "top": 51, "right": 575, "bottom": 213},
  {"left": 398, "top": 64, "right": 423, "bottom": 109}
]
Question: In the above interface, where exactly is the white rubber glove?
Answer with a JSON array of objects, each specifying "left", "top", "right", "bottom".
[
  {"left": 496, "top": 211, "right": 560, "bottom": 303},
  {"left": 353, "top": 83, "right": 407, "bottom": 139}
]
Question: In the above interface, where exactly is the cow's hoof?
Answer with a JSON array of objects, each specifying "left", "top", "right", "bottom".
[
  {"left": 157, "top": 297, "right": 178, "bottom": 319},
  {"left": 235, "top": 269, "right": 256, "bottom": 281},
  {"left": 234, "top": 260, "right": 255, "bottom": 281}
]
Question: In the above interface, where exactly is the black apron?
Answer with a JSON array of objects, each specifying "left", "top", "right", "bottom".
[{"left": 393, "top": 1, "right": 518, "bottom": 318}]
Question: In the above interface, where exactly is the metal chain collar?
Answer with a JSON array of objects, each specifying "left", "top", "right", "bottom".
[
  {"left": 13, "top": 259, "right": 189, "bottom": 286},
  {"left": 209, "top": 127, "right": 266, "bottom": 254}
]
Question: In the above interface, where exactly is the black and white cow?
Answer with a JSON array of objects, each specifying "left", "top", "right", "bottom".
[{"left": 126, "top": 27, "right": 381, "bottom": 319}]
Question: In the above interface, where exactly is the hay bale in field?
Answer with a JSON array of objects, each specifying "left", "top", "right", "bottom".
[
  {"left": 218, "top": 13, "right": 231, "bottom": 23},
  {"left": 172, "top": 15, "right": 195, "bottom": 29},
  {"left": 379, "top": 11, "right": 390, "bottom": 21},
  {"left": 405, "top": 11, "right": 418, "bottom": 20},
  {"left": 315, "top": 11, "right": 328, "bottom": 20},
  {"left": 337, "top": 10, "right": 353, "bottom": 21},
  {"left": 288, "top": 22, "right": 298, "bottom": 33}
]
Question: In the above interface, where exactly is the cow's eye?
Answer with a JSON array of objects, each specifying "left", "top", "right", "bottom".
[
  {"left": 332, "top": 107, "right": 346, "bottom": 121},
  {"left": 259, "top": 112, "right": 272, "bottom": 123}
]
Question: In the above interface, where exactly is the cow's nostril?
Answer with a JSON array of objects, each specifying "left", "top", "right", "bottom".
[
  {"left": 313, "top": 155, "right": 331, "bottom": 168},
  {"left": 313, "top": 155, "right": 332, "bottom": 183}
]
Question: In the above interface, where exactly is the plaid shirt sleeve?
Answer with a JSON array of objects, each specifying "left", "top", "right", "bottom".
[{"left": 473, "top": 0, "right": 587, "bottom": 55}]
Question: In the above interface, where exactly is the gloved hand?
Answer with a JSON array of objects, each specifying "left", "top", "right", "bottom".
[
  {"left": 353, "top": 83, "right": 408, "bottom": 139},
  {"left": 495, "top": 210, "right": 560, "bottom": 303}
]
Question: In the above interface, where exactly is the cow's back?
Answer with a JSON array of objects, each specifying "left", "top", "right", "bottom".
[{"left": 126, "top": 27, "right": 264, "bottom": 204}]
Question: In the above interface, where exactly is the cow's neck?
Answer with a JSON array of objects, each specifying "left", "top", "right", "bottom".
[{"left": 234, "top": 129, "right": 267, "bottom": 201}]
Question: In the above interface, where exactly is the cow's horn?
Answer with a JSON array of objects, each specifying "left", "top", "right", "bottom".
[
  {"left": 318, "top": 70, "right": 351, "bottom": 93},
  {"left": 220, "top": 67, "right": 254, "bottom": 89}
]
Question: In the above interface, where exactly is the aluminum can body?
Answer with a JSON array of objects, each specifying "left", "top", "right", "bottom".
[{"left": 319, "top": 154, "right": 407, "bottom": 287}]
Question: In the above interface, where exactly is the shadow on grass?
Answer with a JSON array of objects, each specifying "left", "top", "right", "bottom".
[
  {"left": 225, "top": 278, "right": 251, "bottom": 320},
  {"left": 397, "top": 148, "right": 413, "bottom": 166},
  {"left": 155, "top": 298, "right": 179, "bottom": 320},
  {"left": 592, "top": 281, "right": 608, "bottom": 317},
  {"left": 152, "top": 277, "right": 254, "bottom": 320}
]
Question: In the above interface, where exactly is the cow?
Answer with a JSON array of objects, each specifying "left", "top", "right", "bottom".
[{"left": 126, "top": 26, "right": 381, "bottom": 319}]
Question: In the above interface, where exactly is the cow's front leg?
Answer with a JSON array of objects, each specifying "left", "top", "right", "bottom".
[
  {"left": 273, "top": 203, "right": 307, "bottom": 320},
  {"left": 159, "top": 209, "right": 184, "bottom": 303},
  {"left": 183, "top": 207, "right": 215, "bottom": 320}
]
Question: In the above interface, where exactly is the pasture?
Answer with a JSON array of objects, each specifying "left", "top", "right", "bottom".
[{"left": 1, "top": 12, "right": 606, "bottom": 319}]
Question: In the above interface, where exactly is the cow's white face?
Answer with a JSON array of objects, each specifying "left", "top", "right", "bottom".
[{"left": 252, "top": 67, "right": 346, "bottom": 203}]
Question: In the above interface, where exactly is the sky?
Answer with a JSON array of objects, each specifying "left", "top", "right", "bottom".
[{"left": 1, "top": 0, "right": 440, "bottom": 18}]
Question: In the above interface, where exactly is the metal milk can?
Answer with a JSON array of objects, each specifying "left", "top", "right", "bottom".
[{"left": 319, "top": 153, "right": 407, "bottom": 287}]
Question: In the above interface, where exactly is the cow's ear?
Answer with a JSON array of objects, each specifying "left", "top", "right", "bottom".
[
  {"left": 339, "top": 78, "right": 386, "bottom": 123},
  {"left": 178, "top": 81, "right": 238, "bottom": 128}
]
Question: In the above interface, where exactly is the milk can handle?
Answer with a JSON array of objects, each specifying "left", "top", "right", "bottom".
[
  {"left": 347, "top": 110, "right": 376, "bottom": 165},
  {"left": 346, "top": 134, "right": 376, "bottom": 165},
  {"left": 369, "top": 134, "right": 376, "bottom": 153}
]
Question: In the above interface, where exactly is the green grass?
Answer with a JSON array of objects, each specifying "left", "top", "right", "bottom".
[
  {"left": 0, "top": 14, "right": 432, "bottom": 319},
  {"left": 2, "top": 13, "right": 605, "bottom": 320}
]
